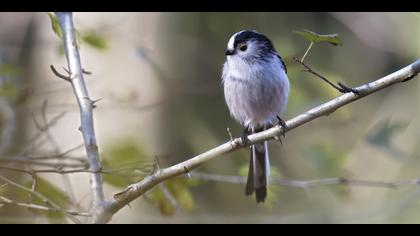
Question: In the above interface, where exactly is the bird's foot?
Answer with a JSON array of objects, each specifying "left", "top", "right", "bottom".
[
  {"left": 276, "top": 116, "right": 288, "bottom": 142},
  {"left": 241, "top": 126, "right": 251, "bottom": 146}
]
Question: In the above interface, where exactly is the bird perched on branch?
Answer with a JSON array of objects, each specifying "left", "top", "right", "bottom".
[{"left": 222, "top": 30, "right": 290, "bottom": 203}]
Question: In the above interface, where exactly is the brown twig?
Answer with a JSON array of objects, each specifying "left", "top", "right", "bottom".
[
  {"left": 293, "top": 57, "right": 360, "bottom": 94},
  {"left": 50, "top": 65, "right": 71, "bottom": 82}
]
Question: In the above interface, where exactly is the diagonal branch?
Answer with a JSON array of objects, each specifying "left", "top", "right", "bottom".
[
  {"left": 55, "top": 12, "right": 105, "bottom": 221},
  {"left": 93, "top": 59, "right": 420, "bottom": 223}
]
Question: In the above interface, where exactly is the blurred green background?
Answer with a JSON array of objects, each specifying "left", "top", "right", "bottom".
[{"left": 0, "top": 12, "right": 419, "bottom": 223}]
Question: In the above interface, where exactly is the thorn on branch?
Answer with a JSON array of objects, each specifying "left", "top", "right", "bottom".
[
  {"left": 91, "top": 98, "right": 103, "bottom": 109},
  {"left": 50, "top": 65, "right": 71, "bottom": 82},
  {"left": 62, "top": 67, "right": 70, "bottom": 74},
  {"left": 293, "top": 57, "right": 360, "bottom": 95},
  {"left": 82, "top": 69, "right": 92, "bottom": 75}
]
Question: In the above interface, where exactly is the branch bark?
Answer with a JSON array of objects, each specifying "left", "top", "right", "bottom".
[
  {"left": 93, "top": 59, "right": 420, "bottom": 223},
  {"left": 55, "top": 12, "right": 105, "bottom": 221}
]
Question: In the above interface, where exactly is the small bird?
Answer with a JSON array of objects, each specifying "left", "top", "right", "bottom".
[{"left": 222, "top": 30, "right": 290, "bottom": 203}]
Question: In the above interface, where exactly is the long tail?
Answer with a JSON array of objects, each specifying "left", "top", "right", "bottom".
[{"left": 245, "top": 139, "right": 270, "bottom": 203}]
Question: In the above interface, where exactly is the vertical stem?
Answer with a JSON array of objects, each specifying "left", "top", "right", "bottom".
[
  {"left": 301, "top": 42, "right": 313, "bottom": 63},
  {"left": 55, "top": 12, "right": 105, "bottom": 219}
]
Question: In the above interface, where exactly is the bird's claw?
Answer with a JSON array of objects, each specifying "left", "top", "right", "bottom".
[
  {"left": 276, "top": 115, "right": 287, "bottom": 141},
  {"left": 241, "top": 127, "right": 251, "bottom": 145}
]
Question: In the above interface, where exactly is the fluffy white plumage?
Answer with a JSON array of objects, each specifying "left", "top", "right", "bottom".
[
  {"left": 222, "top": 34, "right": 289, "bottom": 129},
  {"left": 221, "top": 30, "right": 290, "bottom": 203}
]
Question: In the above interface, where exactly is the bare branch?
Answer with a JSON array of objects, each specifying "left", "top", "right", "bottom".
[
  {"left": 0, "top": 165, "right": 96, "bottom": 175},
  {"left": 0, "top": 158, "right": 87, "bottom": 168},
  {"left": 29, "top": 144, "right": 84, "bottom": 160},
  {"left": 189, "top": 172, "right": 420, "bottom": 189},
  {"left": 0, "top": 174, "right": 81, "bottom": 223},
  {"left": 19, "top": 111, "right": 67, "bottom": 156},
  {"left": 0, "top": 195, "right": 90, "bottom": 217},
  {"left": 93, "top": 59, "right": 420, "bottom": 224},
  {"left": 55, "top": 12, "right": 105, "bottom": 220},
  {"left": 293, "top": 57, "right": 360, "bottom": 94}
]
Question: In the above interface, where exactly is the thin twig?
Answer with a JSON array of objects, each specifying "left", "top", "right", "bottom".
[
  {"left": 293, "top": 57, "right": 360, "bottom": 94},
  {"left": 158, "top": 184, "right": 178, "bottom": 210},
  {"left": 19, "top": 111, "right": 67, "bottom": 156},
  {"left": 189, "top": 172, "right": 420, "bottom": 189},
  {"left": 0, "top": 183, "right": 8, "bottom": 190},
  {"left": 300, "top": 42, "right": 313, "bottom": 63},
  {"left": 0, "top": 196, "right": 90, "bottom": 217},
  {"left": 0, "top": 158, "right": 87, "bottom": 168},
  {"left": 29, "top": 144, "right": 85, "bottom": 160},
  {"left": 0, "top": 174, "right": 81, "bottom": 223},
  {"left": 0, "top": 165, "right": 100, "bottom": 175},
  {"left": 93, "top": 59, "right": 420, "bottom": 224}
]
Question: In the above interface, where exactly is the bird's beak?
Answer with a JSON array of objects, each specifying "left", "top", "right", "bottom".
[{"left": 225, "top": 49, "right": 234, "bottom": 56}]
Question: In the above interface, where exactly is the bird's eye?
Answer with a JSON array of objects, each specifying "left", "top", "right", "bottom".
[{"left": 239, "top": 44, "right": 247, "bottom": 51}]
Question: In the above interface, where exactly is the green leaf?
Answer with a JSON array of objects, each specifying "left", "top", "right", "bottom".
[
  {"left": 47, "top": 12, "right": 62, "bottom": 38},
  {"left": 14, "top": 177, "right": 71, "bottom": 223},
  {"left": 32, "top": 177, "right": 71, "bottom": 207},
  {"left": 82, "top": 31, "right": 108, "bottom": 50},
  {"left": 102, "top": 141, "right": 154, "bottom": 188},
  {"left": 367, "top": 120, "right": 408, "bottom": 147},
  {"left": 103, "top": 140, "right": 198, "bottom": 216},
  {"left": 293, "top": 29, "right": 343, "bottom": 46},
  {"left": 167, "top": 180, "right": 195, "bottom": 212},
  {"left": 148, "top": 187, "right": 176, "bottom": 215},
  {"left": 148, "top": 178, "right": 198, "bottom": 216}
]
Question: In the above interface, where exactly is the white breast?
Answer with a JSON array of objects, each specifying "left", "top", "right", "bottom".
[{"left": 222, "top": 55, "right": 289, "bottom": 129}]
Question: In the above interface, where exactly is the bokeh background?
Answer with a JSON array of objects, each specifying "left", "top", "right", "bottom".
[{"left": 0, "top": 12, "right": 419, "bottom": 223}]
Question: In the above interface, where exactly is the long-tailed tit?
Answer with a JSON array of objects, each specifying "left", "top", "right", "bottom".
[{"left": 222, "top": 30, "right": 290, "bottom": 203}]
